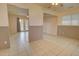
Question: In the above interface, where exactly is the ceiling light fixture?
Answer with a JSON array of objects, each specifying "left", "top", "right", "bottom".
[{"left": 52, "top": 3, "right": 58, "bottom": 5}]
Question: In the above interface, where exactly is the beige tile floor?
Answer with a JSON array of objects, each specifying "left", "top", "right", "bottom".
[{"left": 0, "top": 32, "right": 79, "bottom": 56}]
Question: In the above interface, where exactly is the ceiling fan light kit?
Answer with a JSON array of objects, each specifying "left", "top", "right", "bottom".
[{"left": 52, "top": 3, "right": 59, "bottom": 5}]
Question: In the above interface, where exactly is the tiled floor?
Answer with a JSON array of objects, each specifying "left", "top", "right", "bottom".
[
  {"left": 30, "top": 34, "right": 79, "bottom": 56},
  {"left": 0, "top": 32, "right": 79, "bottom": 56},
  {"left": 0, "top": 32, "right": 31, "bottom": 56}
]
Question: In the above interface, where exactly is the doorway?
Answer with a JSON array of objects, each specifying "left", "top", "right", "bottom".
[
  {"left": 8, "top": 4, "right": 30, "bottom": 50},
  {"left": 17, "top": 17, "right": 29, "bottom": 32},
  {"left": 43, "top": 13, "right": 58, "bottom": 35}
]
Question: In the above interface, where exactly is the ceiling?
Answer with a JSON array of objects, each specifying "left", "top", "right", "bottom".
[
  {"left": 37, "top": 3, "right": 79, "bottom": 12},
  {"left": 8, "top": 5, "right": 29, "bottom": 17},
  {"left": 44, "top": 13, "right": 53, "bottom": 17}
]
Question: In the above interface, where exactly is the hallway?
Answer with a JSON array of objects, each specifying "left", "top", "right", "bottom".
[{"left": 0, "top": 32, "right": 79, "bottom": 56}]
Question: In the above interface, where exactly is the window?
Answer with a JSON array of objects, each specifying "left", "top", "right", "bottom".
[
  {"left": 71, "top": 14, "right": 79, "bottom": 25},
  {"left": 60, "top": 13, "right": 79, "bottom": 26},
  {"left": 62, "top": 15, "right": 71, "bottom": 25}
]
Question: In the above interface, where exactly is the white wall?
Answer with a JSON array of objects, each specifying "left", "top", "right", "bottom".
[
  {"left": 8, "top": 5, "right": 28, "bottom": 17},
  {"left": 8, "top": 3, "right": 43, "bottom": 26},
  {"left": 0, "top": 4, "right": 9, "bottom": 26},
  {"left": 43, "top": 15, "right": 58, "bottom": 35},
  {"left": 8, "top": 3, "right": 57, "bottom": 26},
  {"left": 8, "top": 14, "right": 17, "bottom": 34},
  {"left": 0, "top": 3, "right": 10, "bottom": 49}
]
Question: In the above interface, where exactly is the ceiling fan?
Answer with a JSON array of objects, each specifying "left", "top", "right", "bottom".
[{"left": 47, "top": 3, "right": 63, "bottom": 11}]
